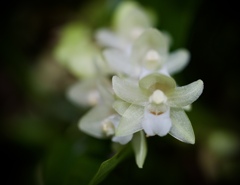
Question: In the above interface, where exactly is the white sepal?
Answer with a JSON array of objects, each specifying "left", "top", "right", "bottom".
[
  {"left": 132, "top": 131, "right": 147, "bottom": 168},
  {"left": 169, "top": 108, "right": 195, "bottom": 144},
  {"left": 168, "top": 80, "right": 204, "bottom": 107},
  {"left": 115, "top": 104, "right": 144, "bottom": 136},
  {"left": 165, "top": 49, "right": 190, "bottom": 75},
  {"left": 112, "top": 76, "right": 148, "bottom": 105}
]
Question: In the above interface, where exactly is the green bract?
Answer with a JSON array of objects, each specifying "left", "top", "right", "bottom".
[{"left": 112, "top": 73, "right": 203, "bottom": 144}]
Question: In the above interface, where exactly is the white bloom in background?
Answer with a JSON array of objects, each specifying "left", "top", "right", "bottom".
[
  {"left": 95, "top": 1, "right": 155, "bottom": 54},
  {"left": 66, "top": 54, "right": 112, "bottom": 107},
  {"left": 67, "top": 78, "right": 101, "bottom": 107},
  {"left": 76, "top": 77, "right": 133, "bottom": 145},
  {"left": 53, "top": 22, "right": 109, "bottom": 78},
  {"left": 103, "top": 28, "right": 189, "bottom": 79},
  {"left": 112, "top": 73, "right": 203, "bottom": 144},
  {"left": 80, "top": 102, "right": 147, "bottom": 168},
  {"left": 79, "top": 106, "right": 133, "bottom": 145}
]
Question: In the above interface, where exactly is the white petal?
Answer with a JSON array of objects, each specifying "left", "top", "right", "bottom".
[
  {"left": 78, "top": 105, "right": 112, "bottom": 138},
  {"left": 169, "top": 108, "right": 195, "bottom": 144},
  {"left": 96, "top": 77, "right": 114, "bottom": 106},
  {"left": 165, "top": 49, "right": 190, "bottom": 75},
  {"left": 67, "top": 79, "right": 99, "bottom": 107},
  {"left": 139, "top": 68, "right": 152, "bottom": 79},
  {"left": 95, "top": 28, "right": 129, "bottom": 51},
  {"left": 130, "top": 28, "right": 169, "bottom": 67},
  {"left": 112, "top": 135, "right": 133, "bottom": 145},
  {"left": 105, "top": 114, "right": 133, "bottom": 145},
  {"left": 183, "top": 104, "right": 192, "bottom": 111},
  {"left": 168, "top": 80, "right": 204, "bottom": 107},
  {"left": 113, "top": 99, "right": 131, "bottom": 116},
  {"left": 115, "top": 104, "right": 144, "bottom": 136},
  {"left": 138, "top": 66, "right": 170, "bottom": 79},
  {"left": 132, "top": 131, "right": 147, "bottom": 168},
  {"left": 139, "top": 73, "right": 176, "bottom": 93},
  {"left": 142, "top": 108, "right": 172, "bottom": 137},
  {"left": 107, "top": 114, "right": 121, "bottom": 128},
  {"left": 103, "top": 49, "right": 132, "bottom": 75},
  {"left": 157, "top": 66, "right": 170, "bottom": 76},
  {"left": 113, "top": 1, "right": 153, "bottom": 40},
  {"left": 112, "top": 76, "right": 148, "bottom": 105}
]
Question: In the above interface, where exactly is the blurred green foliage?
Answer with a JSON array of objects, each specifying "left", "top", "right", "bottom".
[{"left": 1, "top": 0, "right": 240, "bottom": 185}]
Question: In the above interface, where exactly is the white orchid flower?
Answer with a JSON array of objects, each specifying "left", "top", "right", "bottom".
[
  {"left": 66, "top": 53, "right": 112, "bottom": 107},
  {"left": 112, "top": 73, "right": 204, "bottom": 144},
  {"left": 95, "top": 1, "right": 155, "bottom": 54},
  {"left": 77, "top": 77, "right": 133, "bottom": 145},
  {"left": 79, "top": 106, "right": 133, "bottom": 145},
  {"left": 67, "top": 78, "right": 101, "bottom": 107},
  {"left": 103, "top": 28, "right": 189, "bottom": 79},
  {"left": 79, "top": 89, "right": 147, "bottom": 167}
]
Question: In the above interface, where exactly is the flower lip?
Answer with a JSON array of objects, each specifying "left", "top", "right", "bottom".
[
  {"left": 142, "top": 107, "right": 172, "bottom": 137},
  {"left": 150, "top": 111, "right": 163, "bottom": 115},
  {"left": 146, "top": 102, "right": 168, "bottom": 116}
]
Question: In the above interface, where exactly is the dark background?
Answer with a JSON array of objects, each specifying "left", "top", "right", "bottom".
[{"left": 1, "top": 0, "right": 240, "bottom": 184}]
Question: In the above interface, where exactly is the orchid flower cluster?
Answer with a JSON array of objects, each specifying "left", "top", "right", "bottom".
[{"left": 56, "top": 1, "right": 204, "bottom": 168}]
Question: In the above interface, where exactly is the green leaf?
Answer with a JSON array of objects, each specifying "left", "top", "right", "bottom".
[
  {"left": 139, "top": 73, "right": 176, "bottom": 93},
  {"left": 168, "top": 79, "right": 204, "bottom": 107},
  {"left": 89, "top": 144, "right": 133, "bottom": 185},
  {"left": 112, "top": 76, "right": 148, "bottom": 105},
  {"left": 116, "top": 104, "right": 144, "bottom": 136},
  {"left": 43, "top": 138, "right": 103, "bottom": 185},
  {"left": 169, "top": 108, "right": 195, "bottom": 144},
  {"left": 132, "top": 131, "right": 147, "bottom": 168}
]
